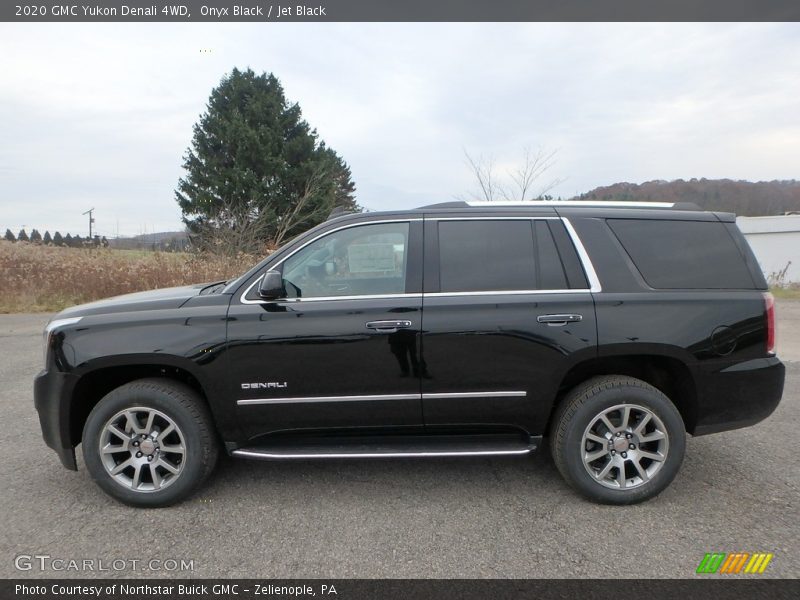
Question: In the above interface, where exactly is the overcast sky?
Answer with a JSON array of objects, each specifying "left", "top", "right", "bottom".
[{"left": 1, "top": 22, "right": 799, "bottom": 237}]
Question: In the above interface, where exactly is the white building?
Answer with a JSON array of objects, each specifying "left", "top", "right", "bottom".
[{"left": 737, "top": 215, "right": 800, "bottom": 285}]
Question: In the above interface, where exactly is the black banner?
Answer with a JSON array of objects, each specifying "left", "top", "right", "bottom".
[
  {"left": 3, "top": 0, "right": 800, "bottom": 23},
  {"left": 4, "top": 579, "right": 800, "bottom": 600}
]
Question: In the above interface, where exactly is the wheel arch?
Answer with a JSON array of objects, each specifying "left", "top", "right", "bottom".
[
  {"left": 68, "top": 356, "right": 216, "bottom": 448},
  {"left": 549, "top": 354, "right": 699, "bottom": 435}
]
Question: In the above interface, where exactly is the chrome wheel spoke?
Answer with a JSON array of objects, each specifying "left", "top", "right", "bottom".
[
  {"left": 160, "top": 444, "right": 185, "bottom": 455},
  {"left": 131, "top": 464, "right": 143, "bottom": 489},
  {"left": 124, "top": 410, "right": 143, "bottom": 434},
  {"left": 149, "top": 464, "right": 162, "bottom": 490},
  {"left": 619, "top": 406, "right": 632, "bottom": 431},
  {"left": 107, "top": 423, "right": 129, "bottom": 442},
  {"left": 101, "top": 442, "right": 127, "bottom": 454},
  {"left": 615, "top": 463, "right": 627, "bottom": 488},
  {"left": 599, "top": 414, "right": 616, "bottom": 434},
  {"left": 596, "top": 458, "right": 614, "bottom": 480},
  {"left": 157, "top": 458, "right": 180, "bottom": 475},
  {"left": 638, "top": 450, "right": 665, "bottom": 462},
  {"left": 632, "top": 457, "right": 649, "bottom": 482},
  {"left": 634, "top": 413, "right": 652, "bottom": 435},
  {"left": 111, "top": 457, "right": 134, "bottom": 475},
  {"left": 586, "top": 432, "right": 608, "bottom": 445},
  {"left": 640, "top": 430, "right": 665, "bottom": 443},
  {"left": 160, "top": 423, "right": 175, "bottom": 439},
  {"left": 585, "top": 448, "right": 608, "bottom": 463},
  {"left": 144, "top": 410, "right": 156, "bottom": 434}
]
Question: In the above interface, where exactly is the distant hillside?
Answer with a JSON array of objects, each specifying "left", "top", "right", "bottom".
[
  {"left": 577, "top": 179, "right": 800, "bottom": 216},
  {"left": 109, "top": 231, "right": 189, "bottom": 251}
]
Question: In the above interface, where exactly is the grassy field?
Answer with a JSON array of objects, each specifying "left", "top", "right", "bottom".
[
  {"left": 771, "top": 286, "right": 800, "bottom": 300},
  {"left": 0, "top": 241, "right": 256, "bottom": 313},
  {"left": 1, "top": 240, "right": 798, "bottom": 313}
]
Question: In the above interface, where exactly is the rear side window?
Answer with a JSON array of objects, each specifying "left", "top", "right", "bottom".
[
  {"left": 534, "top": 220, "right": 569, "bottom": 290},
  {"left": 607, "top": 219, "right": 755, "bottom": 289}
]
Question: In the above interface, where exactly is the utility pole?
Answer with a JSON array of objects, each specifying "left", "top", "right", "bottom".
[{"left": 82, "top": 208, "right": 95, "bottom": 239}]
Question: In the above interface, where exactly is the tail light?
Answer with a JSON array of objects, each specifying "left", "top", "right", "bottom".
[{"left": 764, "top": 292, "right": 776, "bottom": 355}]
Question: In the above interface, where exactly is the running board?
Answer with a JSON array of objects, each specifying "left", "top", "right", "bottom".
[{"left": 231, "top": 435, "right": 539, "bottom": 461}]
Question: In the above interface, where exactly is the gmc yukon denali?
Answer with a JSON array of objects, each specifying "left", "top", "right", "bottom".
[{"left": 34, "top": 201, "right": 785, "bottom": 507}]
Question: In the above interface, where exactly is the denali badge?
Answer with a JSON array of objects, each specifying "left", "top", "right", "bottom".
[{"left": 241, "top": 382, "right": 288, "bottom": 389}]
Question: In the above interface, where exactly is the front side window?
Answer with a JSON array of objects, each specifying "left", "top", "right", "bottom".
[{"left": 281, "top": 222, "right": 409, "bottom": 298}]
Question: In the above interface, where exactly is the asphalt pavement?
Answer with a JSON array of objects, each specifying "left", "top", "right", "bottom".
[{"left": 1, "top": 302, "right": 798, "bottom": 579}]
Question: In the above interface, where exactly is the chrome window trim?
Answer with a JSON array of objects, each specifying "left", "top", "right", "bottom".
[
  {"left": 238, "top": 215, "right": 602, "bottom": 305},
  {"left": 429, "top": 216, "right": 558, "bottom": 221},
  {"left": 560, "top": 217, "right": 602, "bottom": 293},
  {"left": 241, "top": 283, "right": 421, "bottom": 304},
  {"left": 238, "top": 391, "right": 526, "bottom": 406},
  {"left": 425, "top": 289, "right": 586, "bottom": 297},
  {"left": 239, "top": 218, "right": 419, "bottom": 305}
]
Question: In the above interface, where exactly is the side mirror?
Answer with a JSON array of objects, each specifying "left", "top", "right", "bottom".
[{"left": 258, "top": 271, "right": 285, "bottom": 300}]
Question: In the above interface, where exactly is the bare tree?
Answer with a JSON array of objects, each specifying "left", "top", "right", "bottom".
[
  {"left": 272, "top": 165, "right": 333, "bottom": 247},
  {"left": 462, "top": 146, "right": 564, "bottom": 202},
  {"left": 463, "top": 150, "right": 505, "bottom": 203}
]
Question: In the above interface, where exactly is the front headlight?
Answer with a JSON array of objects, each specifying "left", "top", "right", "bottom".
[{"left": 43, "top": 317, "right": 83, "bottom": 365}]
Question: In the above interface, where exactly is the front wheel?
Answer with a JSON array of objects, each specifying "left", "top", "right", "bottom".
[
  {"left": 550, "top": 375, "right": 686, "bottom": 505},
  {"left": 82, "top": 378, "right": 218, "bottom": 507}
]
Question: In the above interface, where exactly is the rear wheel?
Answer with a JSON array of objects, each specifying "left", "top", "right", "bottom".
[
  {"left": 551, "top": 375, "right": 686, "bottom": 504},
  {"left": 82, "top": 378, "right": 218, "bottom": 507}
]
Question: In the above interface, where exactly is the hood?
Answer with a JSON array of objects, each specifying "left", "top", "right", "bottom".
[{"left": 56, "top": 283, "right": 220, "bottom": 318}]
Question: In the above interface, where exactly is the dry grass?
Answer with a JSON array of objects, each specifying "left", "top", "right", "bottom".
[
  {"left": 0, "top": 241, "right": 258, "bottom": 313},
  {"left": 771, "top": 285, "right": 800, "bottom": 300}
]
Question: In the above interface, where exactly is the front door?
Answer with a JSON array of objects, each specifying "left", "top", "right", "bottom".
[{"left": 227, "top": 219, "right": 424, "bottom": 442}]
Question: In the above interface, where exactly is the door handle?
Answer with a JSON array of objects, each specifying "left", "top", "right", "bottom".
[
  {"left": 537, "top": 314, "right": 583, "bottom": 326},
  {"left": 366, "top": 320, "right": 412, "bottom": 333}
]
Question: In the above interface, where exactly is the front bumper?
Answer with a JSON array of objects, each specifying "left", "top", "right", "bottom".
[
  {"left": 34, "top": 369, "right": 78, "bottom": 470},
  {"left": 693, "top": 356, "right": 785, "bottom": 436}
]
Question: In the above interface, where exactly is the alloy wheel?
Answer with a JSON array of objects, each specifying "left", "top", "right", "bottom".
[{"left": 581, "top": 403, "right": 669, "bottom": 490}]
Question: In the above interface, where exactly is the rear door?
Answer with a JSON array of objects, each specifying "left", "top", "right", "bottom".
[{"left": 420, "top": 215, "right": 597, "bottom": 435}]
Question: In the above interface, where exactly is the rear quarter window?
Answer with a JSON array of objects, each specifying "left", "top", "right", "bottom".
[{"left": 607, "top": 219, "right": 756, "bottom": 289}]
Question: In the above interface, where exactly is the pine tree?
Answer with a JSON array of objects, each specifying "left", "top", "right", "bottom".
[
  {"left": 53, "top": 231, "right": 64, "bottom": 246},
  {"left": 64, "top": 233, "right": 73, "bottom": 247},
  {"left": 18, "top": 229, "right": 29, "bottom": 242},
  {"left": 176, "top": 67, "right": 358, "bottom": 254},
  {"left": 73, "top": 234, "right": 83, "bottom": 247},
  {"left": 4, "top": 229, "right": 15, "bottom": 242},
  {"left": 43, "top": 231, "right": 52, "bottom": 244},
  {"left": 30, "top": 229, "right": 43, "bottom": 243}
]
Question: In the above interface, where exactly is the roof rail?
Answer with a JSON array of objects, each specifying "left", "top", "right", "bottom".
[
  {"left": 417, "top": 200, "right": 701, "bottom": 211},
  {"left": 418, "top": 201, "right": 470, "bottom": 209},
  {"left": 326, "top": 206, "right": 356, "bottom": 220}
]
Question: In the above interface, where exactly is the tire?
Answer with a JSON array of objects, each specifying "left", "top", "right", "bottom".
[
  {"left": 82, "top": 378, "right": 218, "bottom": 507},
  {"left": 550, "top": 375, "right": 686, "bottom": 505}
]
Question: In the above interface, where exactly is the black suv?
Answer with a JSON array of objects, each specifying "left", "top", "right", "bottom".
[{"left": 35, "top": 201, "right": 785, "bottom": 506}]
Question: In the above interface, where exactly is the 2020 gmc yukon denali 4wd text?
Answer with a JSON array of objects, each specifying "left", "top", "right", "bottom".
[{"left": 34, "top": 201, "right": 785, "bottom": 507}]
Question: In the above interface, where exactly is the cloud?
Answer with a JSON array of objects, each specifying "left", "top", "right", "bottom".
[{"left": 0, "top": 22, "right": 798, "bottom": 235}]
